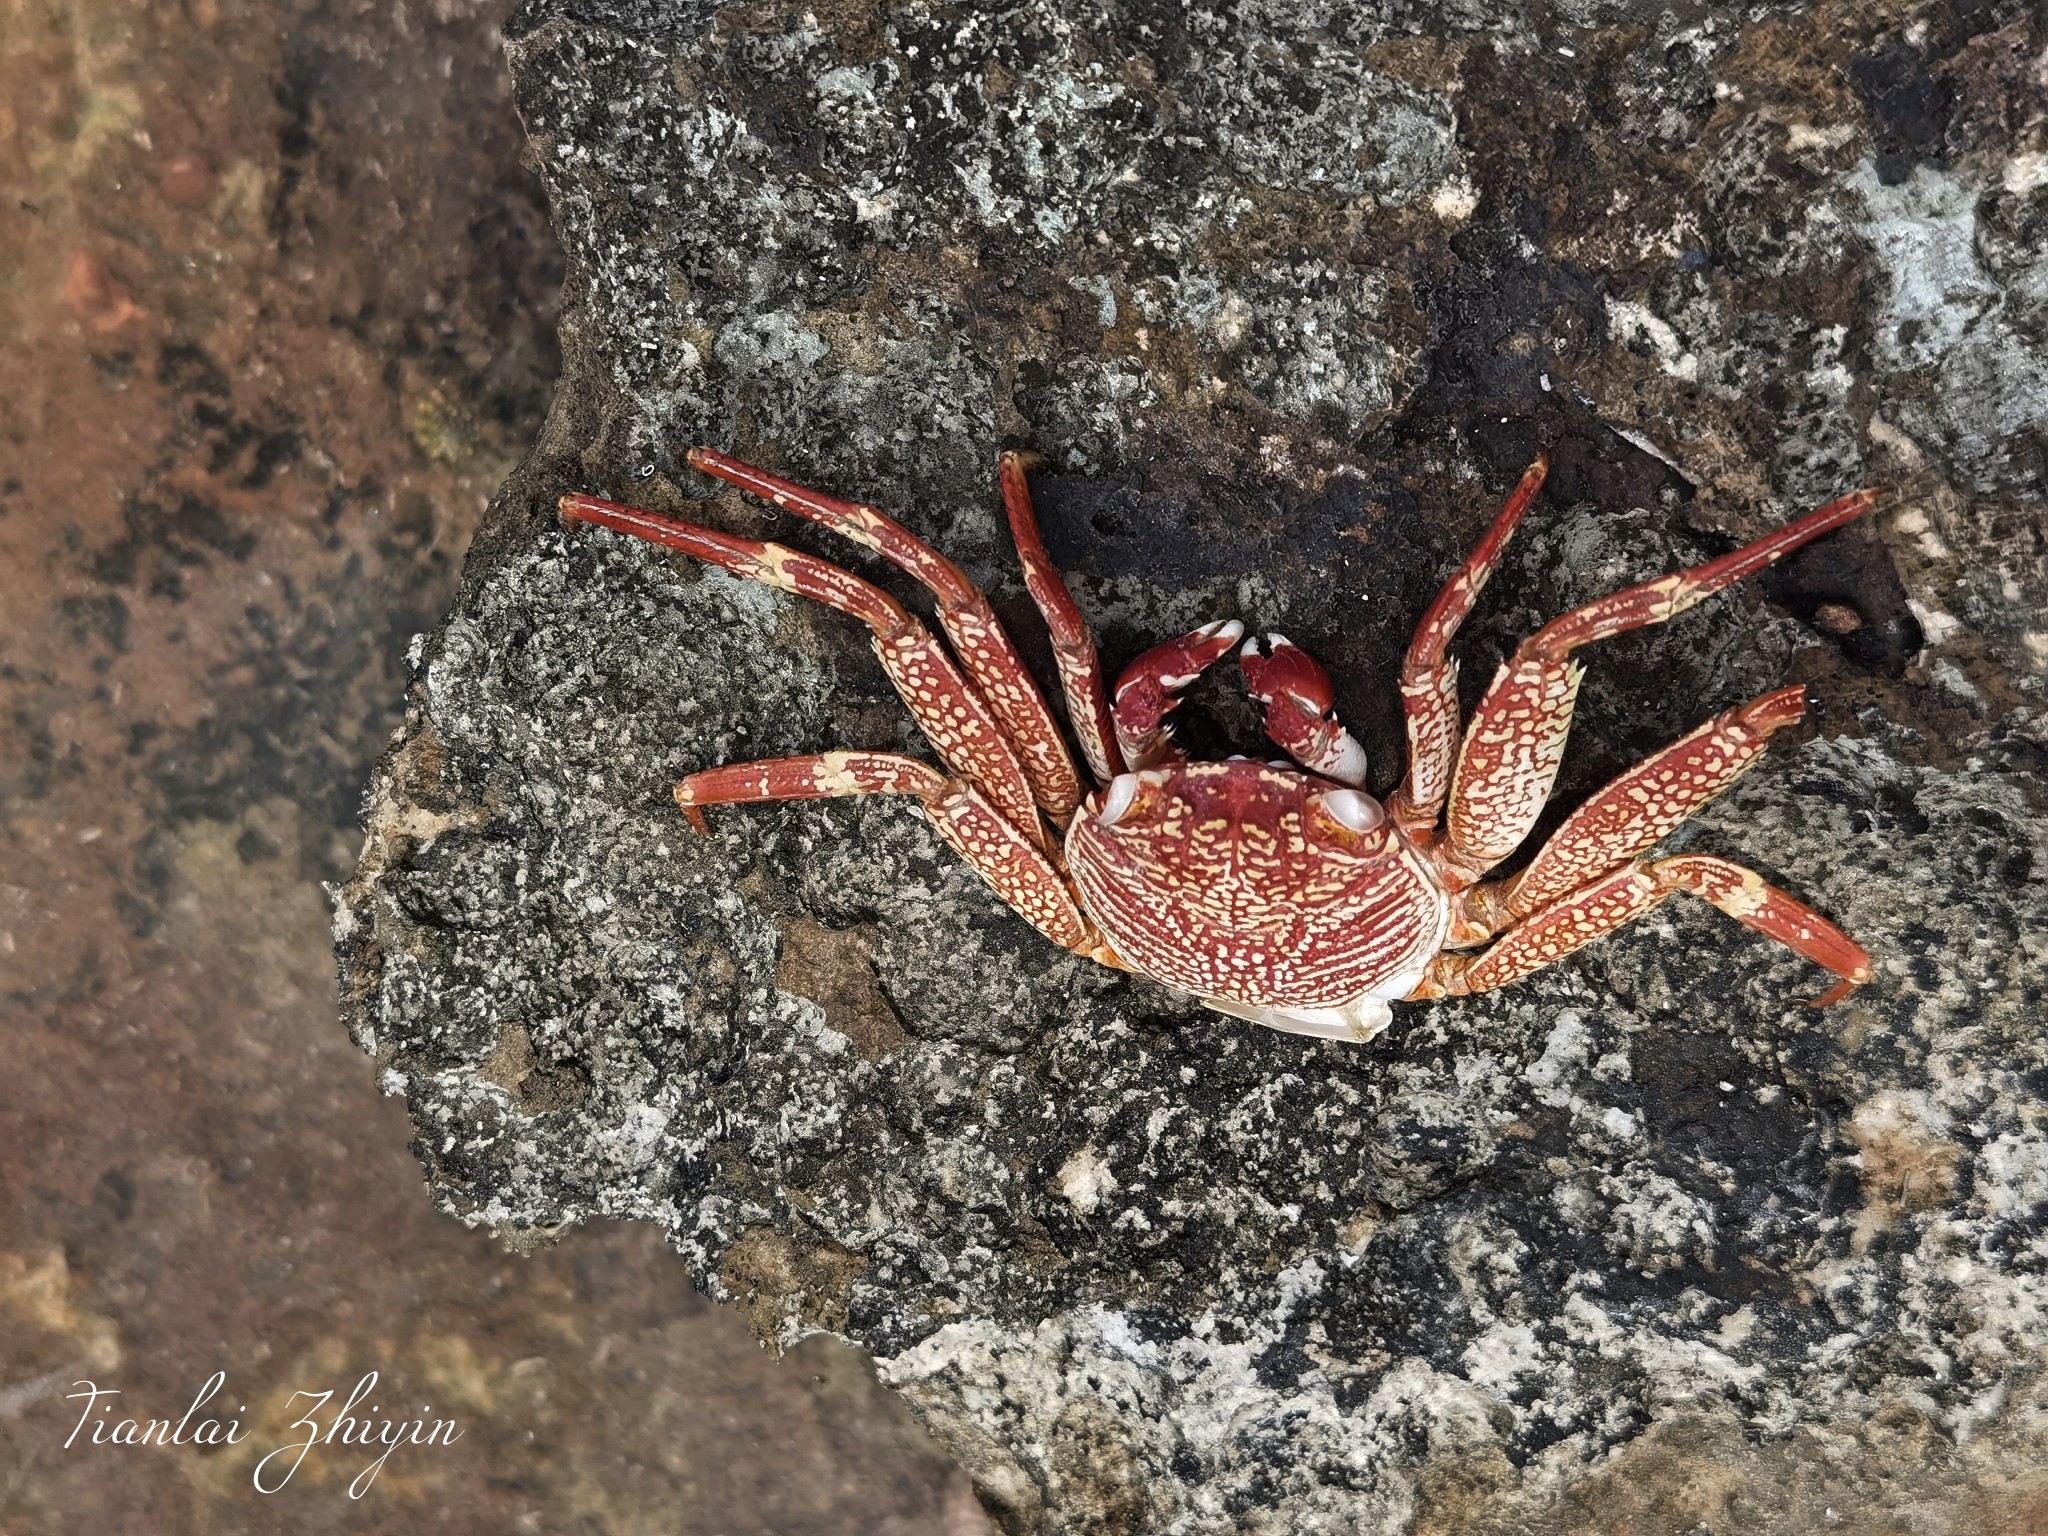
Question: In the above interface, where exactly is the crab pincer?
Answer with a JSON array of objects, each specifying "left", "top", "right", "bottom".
[
  {"left": 1111, "top": 619, "right": 1244, "bottom": 769},
  {"left": 1239, "top": 634, "right": 1369, "bottom": 786}
]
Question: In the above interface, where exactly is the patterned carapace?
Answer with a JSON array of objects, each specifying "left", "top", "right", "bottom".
[{"left": 560, "top": 449, "right": 1874, "bottom": 1042}]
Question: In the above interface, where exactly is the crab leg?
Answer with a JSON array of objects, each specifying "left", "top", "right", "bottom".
[
  {"left": 1410, "top": 853, "right": 1871, "bottom": 1007},
  {"left": 1438, "top": 487, "right": 1881, "bottom": 881},
  {"left": 1453, "top": 685, "right": 1812, "bottom": 939},
  {"left": 688, "top": 448, "right": 1085, "bottom": 821},
  {"left": 1113, "top": 619, "right": 1244, "bottom": 770},
  {"left": 675, "top": 751, "right": 1102, "bottom": 954},
  {"left": 1239, "top": 634, "right": 1368, "bottom": 785},
  {"left": 1000, "top": 452, "right": 1126, "bottom": 786},
  {"left": 559, "top": 493, "right": 1043, "bottom": 844},
  {"left": 1391, "top": 456, "right": 1549, "bottom": 837}
]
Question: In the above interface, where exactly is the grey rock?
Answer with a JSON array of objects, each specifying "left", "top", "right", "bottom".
[{"left": 338, "top": 1, "right": 2048, "bottom": 1529}]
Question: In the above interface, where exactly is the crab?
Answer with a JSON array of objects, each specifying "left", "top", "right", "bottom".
[{"left": 559, "top": 448, "right": 1874, "bottom": 1043}]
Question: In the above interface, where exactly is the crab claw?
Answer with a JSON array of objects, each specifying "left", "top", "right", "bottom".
[
  {"left": 1239, "top": 634, "right": 1368, "bottom": 786},
  {"left": 1113, "top": 618, "right": 1243, "bottom": 768}
]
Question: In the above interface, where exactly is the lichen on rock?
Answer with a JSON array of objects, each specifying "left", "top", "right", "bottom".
[{"left": 338, "top": 0, "right": 2048, "bottom": 1528}]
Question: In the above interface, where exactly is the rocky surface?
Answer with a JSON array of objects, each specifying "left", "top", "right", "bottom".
[
  {"left": 0, "top": 0, "right": 974, "bottom": 1528},
  {"left": 338, "top": 0, "right": 2048, "bottom": 1529}
]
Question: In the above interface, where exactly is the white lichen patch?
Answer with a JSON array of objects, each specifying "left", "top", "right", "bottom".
[
  {"left": 1056, "top": 1146, "right": 1122, "bottom": 1220},
  {"left": 1848, "top": 159, "right": 2048, "bottom": 494},
  {"left": 1605, "top": 296, "right": 1699, "bottom": 382}
]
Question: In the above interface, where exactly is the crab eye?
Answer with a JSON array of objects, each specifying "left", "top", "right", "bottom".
[
  {"left": 1097, "top": 773, "right": 1142, "bottom": 828},
  {"left": 1321, "top": 788, "right": 1385, "bottom": 834}
]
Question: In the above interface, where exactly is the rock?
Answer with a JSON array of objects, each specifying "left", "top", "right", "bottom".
[{"left": 336, "top": 0, "right": 2048, "bottom": 1529}]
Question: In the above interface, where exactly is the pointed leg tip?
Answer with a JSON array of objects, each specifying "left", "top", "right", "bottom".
[
  {"left": 1817, "top": 485, "right": 1885, "bottom": 523},
  {"left": 674, "top": 783, "right": 712, "bottom": 834},
  {"left": 1806, "top": 977, "right": 1862, "bottom": 1009},
  {"left": 1744, "top": 685, "right": 1810, "bottom": 732}
]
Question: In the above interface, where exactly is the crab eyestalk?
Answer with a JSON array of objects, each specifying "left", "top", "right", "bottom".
[
  {"left": 1095, "top": 772, "right": 1143, "bottom": 827},
  {"left": 1307, "top": 786, "right": 1392, "bottom": 853}
]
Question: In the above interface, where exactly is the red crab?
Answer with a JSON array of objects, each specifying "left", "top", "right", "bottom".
[{"left": 560, "top": 449, "right": 1873, "bottom": 1043}]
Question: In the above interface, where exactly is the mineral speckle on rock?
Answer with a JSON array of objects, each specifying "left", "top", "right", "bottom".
[{"left": 338, "top": 0, "right": 2048, "bottom": 1528}]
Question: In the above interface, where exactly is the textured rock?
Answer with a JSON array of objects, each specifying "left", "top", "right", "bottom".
[{"left": 336, "top": 0, "right": 2048, "bottom": 1529}]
